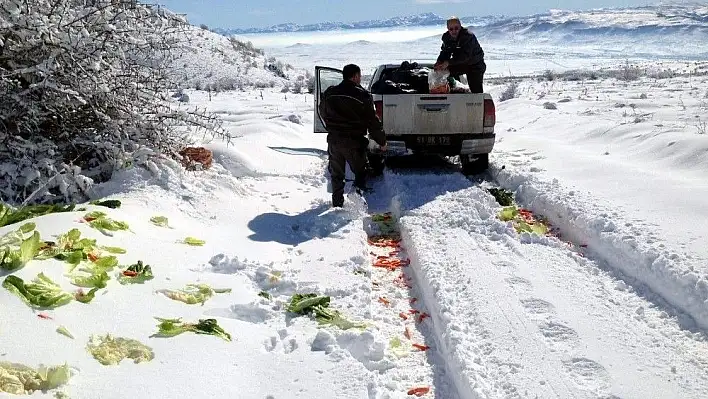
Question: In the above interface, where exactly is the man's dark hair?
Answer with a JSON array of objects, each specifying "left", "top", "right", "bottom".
[{"left": 343, "top": 64, "right": 361, "bottom": 80}]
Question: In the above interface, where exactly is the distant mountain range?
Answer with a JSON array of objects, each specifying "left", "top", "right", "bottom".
[
  {"left": 214, "top": 4, "right": 708, "bottom": 37},
  {"left": 214, "top": 12, "right": 504, "bottom": 35}
]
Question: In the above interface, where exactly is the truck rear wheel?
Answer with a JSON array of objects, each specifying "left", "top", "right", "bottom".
[{"left": 460, "top": 153, "right": 489, "bottom": 175}]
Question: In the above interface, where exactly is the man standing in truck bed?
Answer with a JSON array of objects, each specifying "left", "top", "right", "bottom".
[
  {"left": 319, "top": 64, "right": 387, "bottom": 208},
  {"left": 434, "top": 16, "right": 486, "bottom": 93}
]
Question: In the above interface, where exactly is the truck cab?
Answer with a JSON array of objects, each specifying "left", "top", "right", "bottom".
[{"left": 313, "top": 63, "right": 496, "bottom": 174}]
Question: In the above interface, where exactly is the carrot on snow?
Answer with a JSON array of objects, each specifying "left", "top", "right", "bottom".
[
  {"left": 399, "top": 312, "right": 408, "bottom": 320},
  {"left": 378, "top": 297, "right": 390, "bottom": 306},
  {"left": 404, "top": 326, "right": 412, "bottom": 340},
  {"left": 412, "top": 343, "right": 430, "bottom": 351},
  {"left": 37, "top": 313, "right": 52, "bottom": 320},
  {"left": 407, "top": 386, "right": 430, "bottom": 396}
]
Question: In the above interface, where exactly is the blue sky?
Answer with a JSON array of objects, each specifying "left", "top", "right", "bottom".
[{"left": 159, "top": 0, "right": 658, "bottom": 29}]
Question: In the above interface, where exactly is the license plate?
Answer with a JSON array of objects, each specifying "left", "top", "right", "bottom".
[{"left": 417, "top": 136, "right": 451, "bottom": 145}]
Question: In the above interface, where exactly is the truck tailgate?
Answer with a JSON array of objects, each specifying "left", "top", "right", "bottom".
[{"left": 382, "top": 94, "right": 485, "bottom": 135}]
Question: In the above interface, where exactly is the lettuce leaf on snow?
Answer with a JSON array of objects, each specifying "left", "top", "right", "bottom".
[
  {"left": 117, "top": 260, "right": 153, "bottom": 284},
  {"left": 82, "top": 211, "right": 129, "bottom": 236},
  {"left": 0, "top": 202, "right": 76, "bottom": 228},
  {"left": 86, "top": 334, "right": 154, "bottom": 365},
  {"left": 2, "top": 273, "right": 73, "bottom": 309},
  {"left": 287, "top": 293, "right": 367, "bottom": 330},
  {"left": 149, "top": 216, "right": 171, "bottom": 228},
  {"left": 89, "top": 199, "right": 121, "bottom": 209},
  {"left": 0, "top": 361, "right": 71, "bottom": 395},
  {"left": 157, "top": 283, "right": 230, "bottom": 305},
  {"left": 151, "top": 317, "right": 231, "bottom": 342},
  {"left": 0, "top": 222, "right": 41, "bottom": 271},
  {"left": 70, "top": 271, "right": 109, "bottom": 289}
]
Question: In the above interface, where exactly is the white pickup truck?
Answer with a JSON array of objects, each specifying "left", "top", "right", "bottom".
[{"left": 313, "top": 63, "right": 496, "bottom": 174}]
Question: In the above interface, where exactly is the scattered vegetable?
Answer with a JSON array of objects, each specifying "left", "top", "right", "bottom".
[
  {"left": 74, "top": 287, "right": 99, "bottom": 304},
  {"left": 149, "top": 216, "right": 171, "bottom": 228},
  {"left": 36, "top": 229, "right": 124, "bottom": 270},
  {"left": 0, "top": 203, "right": 76, "bottom": 228},
  {"left": 82, "top": 211, "right": 129, "bottom": 235},
  {"left": 407, "top": 386, "right": 430, "bottom": 396},
  {"left": 157, "top": 283, "right": 230, "bottom": 305},
  {"left": 0, "top": 361, "right": 71, "bottom": 394},
  {"left": 388, "top": 337, "right": 410, "bottom": 358},
  {"left": 89, "top": 199, "right": 121, "bottom": 209},
  {"left": 117, "top": 260, "right": 153, "bottom": 284},
  {"left": 56, "top": 326, "right": 75, "bottom": 340},
  {"left": 86, "top": 334, "right": 154, "bottom": 365},
  {"left": 151, "top": 317, "right": 231, "bottom": 342},
  {"left": 498, "top": 206, "right": 549, "bottom": 235},
  {"left": 487, "top": 187, "right": 514, "bottom": 206},
  {"left": 287, "top": 293, "right": 367, "bottom": 330},
  {"left": 70, "top": 271, "right": 109, "bottom": 289},
  {"left": 181, "top": 237, "right": 205, "bottom": 246},
  {"left": 2, "top": 273, "right": 73, "bottom": 309},
  {"left": 0, "top": 222, "right": 41, "bottom": 271}
]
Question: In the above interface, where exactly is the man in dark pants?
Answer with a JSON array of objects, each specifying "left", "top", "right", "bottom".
[
  {"left": 434, "top": 16, "right": 486, "bottom": 93},
  {"left": 319, "top": 64, "right": 387, "bottom": 208}
]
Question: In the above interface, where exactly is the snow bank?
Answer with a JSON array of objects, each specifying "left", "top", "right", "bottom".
[
  {"left": 492, "top": 165, "right": 708, "bottom": 331},
  {"left": 489, "top": 68, "right": 708, "bottom": 331}
]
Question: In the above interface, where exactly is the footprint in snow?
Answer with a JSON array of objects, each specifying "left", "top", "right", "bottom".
[
  {"left": 538, "top": 320, "right": 578, "bottom": 343},
  {"left": 505, "top": 276, "right": 533, "bottom": 292},
  {"left": 562, "top": 357, "right": 611, "bottom": 392},
  {"left": 520, "top": 298, "right": 556, "bottom": 316},
  {"left": 264, "top": 329, "right": 298, "bottom": 354}
]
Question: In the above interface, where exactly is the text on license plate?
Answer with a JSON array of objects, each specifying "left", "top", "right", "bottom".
[{"left": 417, "top": 136, "right": 451, "bottom": 145}]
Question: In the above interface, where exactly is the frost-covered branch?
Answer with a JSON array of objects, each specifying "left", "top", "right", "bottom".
[{"left": 0, "top": 0, "right": 225, "bottom": 204}]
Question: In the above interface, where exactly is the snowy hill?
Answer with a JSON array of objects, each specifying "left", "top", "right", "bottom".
[
  {"left": 479, "top": 4, "right": 708, "bottom": 40},
  {"left": 218, "top": 4, "right": 708, "bottom": 39},
  {"left": 167, "top": 24, "right": 304, "bottom": 91}
]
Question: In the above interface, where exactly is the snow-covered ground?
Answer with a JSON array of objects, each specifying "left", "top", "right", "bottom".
[{"left": 3, "top": 9, "right": 708, "bottom": 399}]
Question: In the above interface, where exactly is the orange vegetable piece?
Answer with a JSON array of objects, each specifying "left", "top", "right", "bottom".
[
  {"left": 407, "top": 386, "right": 430, "bottom": 396},
  {"left": 412, "top": 343, "right": 430, "bottom": 351}
]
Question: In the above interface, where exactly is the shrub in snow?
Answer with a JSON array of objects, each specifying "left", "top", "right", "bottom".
[
  {"left": 499, "top": 81, "right": 519, "bottom": 102},
  {"left": 0, "top": 0, "right": 224, "bottom": 205},
  {"left": 543, "top": 102, "right": 558, "bottom": 110}
]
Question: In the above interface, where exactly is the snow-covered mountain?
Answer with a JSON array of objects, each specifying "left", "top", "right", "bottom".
[
  {"left": 215, "top": 12, "right": 505, "bottom": 34},
  {"left": 216, "top": 4, "right": 708, "bottom": 38}
]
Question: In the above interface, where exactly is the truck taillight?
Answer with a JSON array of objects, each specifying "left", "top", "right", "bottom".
[
  {"left": 374, "top": 100, "right": 383, "bottom": 121},
  {"left": 483, "top": 99, "right": 496, "bottom": 127}
]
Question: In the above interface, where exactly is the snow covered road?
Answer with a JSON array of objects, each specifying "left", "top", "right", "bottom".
[{"left": 369, "top": 169, "right": 708, "bottom": 398}]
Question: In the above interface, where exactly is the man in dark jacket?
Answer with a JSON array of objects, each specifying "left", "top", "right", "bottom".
[
  {"left": 434, "top": 17, "right": 486, "bottom": 93},
  {"left": 319, "top": 64, "right": 387, "bottom": 207}
]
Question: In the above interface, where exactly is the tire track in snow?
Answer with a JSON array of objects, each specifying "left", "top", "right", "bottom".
[
  {"left": 368, "top": 160, "right": 708, "bottom": 399},
  {"left": 363, "top": 176, "right": 461, "bottom": 399}
]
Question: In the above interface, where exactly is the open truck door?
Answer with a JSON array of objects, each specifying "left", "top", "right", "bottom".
[{"left": 313, "top": 66, "right": 343, "bottom": 133}]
